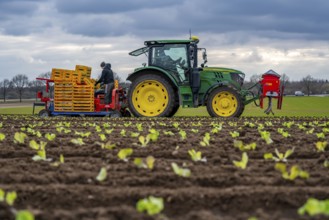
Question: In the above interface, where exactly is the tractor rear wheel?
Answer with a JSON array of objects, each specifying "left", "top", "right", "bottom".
[
  {"left": 38, "top": 109, "right": 50, "bottom": 117},
  {"left": 207, "top": 87, "right": 244, "bottom": 118},
  {"left": 128, "top": 74, "right": 176, "bottom": 117}
]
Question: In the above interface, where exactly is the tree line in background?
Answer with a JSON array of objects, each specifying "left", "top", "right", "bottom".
[{"left": 0, "top": 73, "right": 328, "bottom": 102}]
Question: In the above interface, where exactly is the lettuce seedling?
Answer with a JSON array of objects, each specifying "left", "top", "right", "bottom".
[
  {"left": 233, "top": 152, "right": 248, "bottom": 170},
  {"left": 135, "top": 156, "right": 156, "bottom": 170},
  {"left": 148, "top": 129, "right": 160, "bottom": 141},
  {"left": 130, "top": 132, "right": 140, "bottom": 138},
  {"left": 179, "top": 129, "right": 187, "bottom": 140},
  {"left": 230, "top": 131, "right": 240, "bottom": 138},
  {"left": 298, "top": 198, "right": 329, "bottom": 216},
  {"left": 14, "top": 132, "right": 27, "bottom": 144},
  {"left": 120, "top": 129, "right": 126, "bottom": 137},
  {"left": 51, "top": 154, "right": 65, "bottom": 167},
  {"left": 283, "top": 121, "right": 294, "bottom": 128},
  {"left": 146, "top": 156, "right": 155, "bottom": 170},
  {"left": 96, "top": 167, "right": 107, "bottom": 182},
  {"left": 0, "top": 133, "right": 5, "bottom": 141},
  {"left": 188, "top": 149, "right": 206, "bottom": 162},
  {"left": 172, "top": 122, "right": 180, "bottom": 128},
  {"left": 118, "top": 148, "right": 133, "bottom": 162},
  {"left": 70, "top": 138, "right": 85, "bottom": 146},
  {"left": 134, "top": 158, "right": 146, "bottom": 168},
  {"left": 315, "top": 141, "right": 327, "bottom": 152},
  {"left": 233, "top": 140, "right": 257, "bottom": 151},
  {"left": 275, "top": 163, "right": 309, "bottom": 180},
  {"left": 264, "top": 148, "right": 294, "bottom": 162},
  {"left": 0, "top": 188, "right": 4, "bottom": 202},
  {"left": 277, "top": 128, "right": 290, "bottom": 138},
  {"left": 136, "top": 196, "right": 164, "bottom": 216},
  {"left": 260, "top": 130, "right": 273, "bottom": 144},
  {"left": 74, "top": 131, "right": 91, "bottom": 138},
  {"left": 16, "top": 210, "right": 35, "bottom": 220},
  {"left": 191, "top": 129, "right": 199, "bottom": 133},
  {"left": 29, "top": 140, "right": 47, "bottom": 151},
  {"left": 306, "top": 128, "right": 314, "bottom": 134},
  {"left": 97, "top": 141, "right": 116, "bottom": 150},
  {"left": 124, "top": 122, "right": 132, "bottom": 127},
  {"left": 32, "top": 145, "right": 48, "bottom": 161},
  {"left": 316, "top": 133, "right": 325, "bottom": 139},
  {"left": 324, "top": 160, "right": 329, "bottom": 168},
  {"left": 200, "top": 133, "right": 210, "bottom": 146},
  {"left": 98, "top": 134, "right": 106, "bottom": 141},
  {"left": 105, "top": 129, "right": 114, "bottom": 134},
  {"left": 139, "top": 135, "right": 150, "bottom": 147},
  {"left": 95, "top": 125, "right": 102, "bottom": 133},
  {"left": 6, "top": 191, "right": 17, "bottom": 206},
  {"left": 136, "top": 123, "right": 143, "bottom": 132},
  {"left": 163, "top": 131, "right": 174, "bottom": 136},
  {"left": 171, "top": 163, "right": 191, "bottom": 177},
  {"left": 45, "top": 133, "right": 56, "bottom": 141}
]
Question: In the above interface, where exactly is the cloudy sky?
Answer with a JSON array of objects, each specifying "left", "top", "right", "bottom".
[{"left": 1, "top": 0, "right": 329, "bottom": 82}]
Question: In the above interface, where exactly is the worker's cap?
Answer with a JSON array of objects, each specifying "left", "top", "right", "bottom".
[{"left": 100, "top": 61, "right": 106, "bottom": 68}]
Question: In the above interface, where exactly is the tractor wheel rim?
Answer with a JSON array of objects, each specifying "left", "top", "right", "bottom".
[
  {"left": 132, "top": 80, "right": 169, "bottom": 116},
  {"left": 212, "top": 91, "right": 238, "bottom": 117}
]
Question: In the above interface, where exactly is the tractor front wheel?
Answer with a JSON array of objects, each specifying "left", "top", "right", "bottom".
[
  {"left": 128, "top": 74, "right": 176, "bottom": 117},
  {"left": 207, "top": 87, "right": 244, "bottom": 117},
  {"left": 38, "top": 109, "right": 50, "bottom": 117}
]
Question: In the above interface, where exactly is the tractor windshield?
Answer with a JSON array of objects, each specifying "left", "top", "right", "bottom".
[{"left": 150, "top": 44, "right": 188, "bottom": 81}]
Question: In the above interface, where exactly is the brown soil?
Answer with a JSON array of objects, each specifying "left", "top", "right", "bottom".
[{"left": 0, "top": 116, "right": 328, "bottom": 220}]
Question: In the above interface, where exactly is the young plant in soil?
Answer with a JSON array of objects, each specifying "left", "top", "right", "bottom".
[
  {"left": 96, "top": 167, "right": 107, "bottom": 182},
  {"left": 171, "top": 163, "right": 191, "bottom": 177},
  {"left": 259, "top": 130, "right": 273, "bottom": 144},
  {"left": 298, "top": 198, "right": 329, "bottom": 217},
  {"left": 200, "top": 133, "right": 210, "bottom": 146},
  {"left": 264, "top": 148, "right": 294, "bottom": 162},
  {"left": 134, "top": 156, "right": 155, "bottom": 170},
  {"left": 14, "top": 132, "right": 27, "bottom": 144},
  {"left": 233, "top": 140, "right": 257, "bottom": 151},
  {"left": 188, "top": 149, "right": 207, "bottom": 162},
  {"left": 275, "top": 163, "right": 309, "bottom": 180},
  {"left": 315, "top": 141, "right": 327, "bottom": 152},
  {"left": 136, "top": 196, "right": 164, "bottom": 216},
  {"left": 118, "top": 148, "right": 133, "bottom": 162},
  {"left": 233, "top": 152, "right": 248, "bottom": 170},
  {"left": 0, "top": 133, "right": 5, "bottom": 141}
]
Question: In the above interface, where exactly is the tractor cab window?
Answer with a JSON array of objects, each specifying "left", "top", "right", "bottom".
[{"left": 150, "top": 44, "right": 188, "bottom": 82}]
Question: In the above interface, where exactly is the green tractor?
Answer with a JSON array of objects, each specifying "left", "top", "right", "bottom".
[{"left": 127, "top": 37, "right": 283, "bottom": 117}]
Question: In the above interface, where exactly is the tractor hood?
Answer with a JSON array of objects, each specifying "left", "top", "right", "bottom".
[{"left": 201, "top": 67, "right": 245, "bottom": 87}]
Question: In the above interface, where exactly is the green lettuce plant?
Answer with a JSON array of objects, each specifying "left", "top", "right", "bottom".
[
  {"left": 45, "top": 133, "right": 56, "bottom": 141},
  {"left": 188, "top": 149, "right": 206, "bottom": 162},
  {"left": 275, "top": 163, "right": 309, "bottom": 180},
  {"left": 171, "top": 163, "right": 191, "bottom": 177},
  {"left": 96, "top": 141, "right": 116, "bottom": 150},
  {"left": 0, "top": 133, "right": 6, "bottom": 141},
  {"left": 14, "top": 132, "right": 27, "bottom": 144},
  {"left": 259, "top": 130, "right": 273, "bottom": 144},
  {"left": 200, "top": 133, "right": 210, "bottom": 146},
  {"left": 70, "top": 138, "right": 85, "bottom": 146},
  {"left": 315, "top": 141, "right": 327, "bottom": 152},
  {"left": 233, "top": 140, "right": 257, "bottom": 151},
  {"left": 264, "top": 148, "right": 294, "bottom": 162},
  {"left": 136, "top": 196, "right": 164, "bottom": 216},
  {"left": 96, "top": 167, "right": 107, "bottom": 182},
  {"left": 148, "top": 129, "right": 160, "bottom": 141},
  {"left": 139, "top": 135, "right": 150, "bottom": 147},
  {"left": 233, "top": 152, "right": 248, "bottom": 169},
  {"left": 16, "top": 210, "right": 35, "bottom": 220},
  {"left": 179, "top": 129, "right": 187, "bottom": 140},
  {"left": 298, "top": 198, "right": 329, "bottom": 216},
  {"left": 118, "top": 148, "right": 133, "bottom": 162},
  {"left": 230, "top": 131, "right": 239, "bottom": 138}
]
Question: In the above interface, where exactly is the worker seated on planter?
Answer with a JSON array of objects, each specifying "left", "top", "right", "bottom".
[{"left": 95, "top": 62, "right": 114, "bottom": 104}]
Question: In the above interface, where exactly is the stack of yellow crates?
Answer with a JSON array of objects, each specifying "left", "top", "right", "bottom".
[{"left": 51, "top": 65, "right": 94, "bottom": 112}]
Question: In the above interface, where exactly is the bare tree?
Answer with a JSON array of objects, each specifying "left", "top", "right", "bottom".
[
  {"left": 29, "top": 80, "right": 43, "bottom": 101},
  {"left": 11, "top": 74, "right": 29, "bottom": 102},
  {"left": 249, "top": 74, "right": 262, "bottom": 83},
  {"left": 0, "top": 79, "right": 10, "bottom": 102},
  {"left": 301, "top": 75, "right": 315, "bottom": 96}
]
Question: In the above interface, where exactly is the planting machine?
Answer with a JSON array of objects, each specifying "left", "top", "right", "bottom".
[{"left": 36, "top": 37, "right": 284, "bottom": 117}]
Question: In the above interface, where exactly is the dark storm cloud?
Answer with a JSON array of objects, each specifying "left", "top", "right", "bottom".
[
  {"left": 0, "top": 0, "right": 40, "bottom": 17},
  {"left": 55, "top": 0, "right": 180, "bottom": 14}
]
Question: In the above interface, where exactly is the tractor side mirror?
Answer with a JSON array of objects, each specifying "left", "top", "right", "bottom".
[{"left": 202, "top": 51, "right": 208, "bottom": 64}]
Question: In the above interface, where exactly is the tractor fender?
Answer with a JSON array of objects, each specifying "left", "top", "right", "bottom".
[
  {"left": 202, "top": 81, "right": 239, "bottom": 105},
  {"left": 126, "top": 66, "right": 179, "bottom": 88}
]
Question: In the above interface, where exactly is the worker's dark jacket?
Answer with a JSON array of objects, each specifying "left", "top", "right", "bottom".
[{"left": 96, "top": 64, "right": 114, "bottom": 85}]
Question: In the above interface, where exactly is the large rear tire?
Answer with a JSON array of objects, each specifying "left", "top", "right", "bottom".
[
  {"left": 128, "top": 74, "right": 176, "bottom": 117},
  {"left": 206, "top": 87, "right": 244, "bottom": 118}
]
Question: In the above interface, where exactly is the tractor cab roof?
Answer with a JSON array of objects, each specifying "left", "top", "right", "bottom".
[{"left": 129, "top": 36, "right": 200, "bottom": 57}]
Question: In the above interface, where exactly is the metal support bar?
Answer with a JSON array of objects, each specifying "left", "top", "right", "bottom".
[{"left": 264, "top": 97, "right": 274, "bottom": 115}]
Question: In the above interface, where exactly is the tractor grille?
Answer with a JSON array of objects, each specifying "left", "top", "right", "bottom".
[{"left": 230, "top": 72, "right": 244, "bottom": 86}]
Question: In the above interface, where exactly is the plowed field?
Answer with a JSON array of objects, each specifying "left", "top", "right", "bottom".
[{"left": 0, "top": 115, "right": 328, "bottom": 220}]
